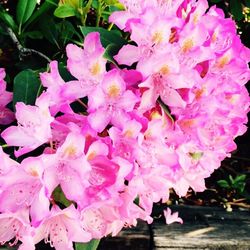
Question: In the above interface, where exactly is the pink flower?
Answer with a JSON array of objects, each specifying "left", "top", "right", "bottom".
[
  {"left": 39, "top": 61, "right": 78, "bottom": 115},
  {"left": 1, "top": 99, "right": 54, "bottom": 157},
  {"left": 34, "top": 205, "right": 91, "bottom": 250},
  {"left": 0, "top": 68, "right": 15, "bottom": 125},
  {"left": 0, "top": 147, "right": 19, "bottom": 176},
  {"left": 63, "top": 32, "right": 107, "bottom": 101},
  {"left": 164, "top": 208, "right": 183, "bottom": 225},
  {"left": 0, "top": 208, "right": 34, "bottom": 249},
  {"left": 42, "top": 130, "right": 91, "bottom": 205},
  {"left": 88, "top": 69, "right": 139, "bottom": 132},
  {"left": 0, "top": 157, "right": 49, "bottom": 226}
]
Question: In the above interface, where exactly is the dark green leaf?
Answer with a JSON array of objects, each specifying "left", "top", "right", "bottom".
[
  {"left": 75, "top": 240, "right": 100, "bottom": 250},
  {"left": 58, "top": 62, "right": 76, "bottom": 81},
  {"left": 52, "top": 186, "right": 72, "bottom": 207},
  {"left": 157, "top": 98, "right": 175, "bottom": 125},
  {"left": 234, "top": 174, "right": 247, "bottom": 183},
  {"left": 39, "top": 15, "right": 60, "bottom": 48},
  {"left": 246, "top": 0, "right": 250, "bottom": 7},
  {"left": 16, "top": 0, "right": 37, "bottom": 26},
  {"left": 230, "top": 0, "right": 244, "bottom": 21},
  {"left": 217, "top": 180, "right": 230, "bottom": 189},
  {"left": 13, "top": 69, "right": 41, "bottom": 107},
  {"left": 0, "top": 8, "right": 17, "bottom": 31},
  {"left": 57, "top": 20, "right": 77, "bottom": 45},
  {"left": 24, "top": 0, "right": 58, "bottom": 30},
  {"left": 25, "top": 30, "right": 43, "bottom": 39},
  {"left": 229, "top": 175, "right": 235, "bottom": 185},
  {"left": 54, "top": 4, "right": 76, "bottom": 18},
  {"left": 79, "top": 26, "right": 126, "bottom": 48},
  {"left": 103, "top": 43, "right": 120, "bottom": 64}
]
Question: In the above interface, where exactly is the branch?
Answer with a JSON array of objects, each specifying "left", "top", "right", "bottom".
[{"left": 6, "top": 27, "right": 51, "bottom": 63}]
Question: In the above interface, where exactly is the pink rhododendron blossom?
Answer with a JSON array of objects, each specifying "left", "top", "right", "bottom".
[
  {"left": 1, "top": 99, "right": 54, "bottom": 157},
  {"left": 0, "top": 68, "right": 15, "bottom": 125},
  {"left": 88, "top": 69, "right": 139, "bottom": 132},
  {"left": 34, "top": 205, "right": 91, "bottom": 250},
  {"left": 0, "top": 208, "right": 34, "bottom": 249},
  {"left": 0, "top": 0, "right": 249, "bottom": 248},
  {"left": 164, "top": 208, "right": 183, "bottom": 225},
  {"left": 63, "top": 32, "right": 107, "bottom": 101}
]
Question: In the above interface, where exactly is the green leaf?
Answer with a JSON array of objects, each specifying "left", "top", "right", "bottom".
[
  {"left": 0, "top": 8, "right": 17, "bottom": 32},
  {"left": 16, "top": 0, "right": 37, "bottom": 28},
  {"left": 234, "top": 174, "right": 246, "bottom": 183},
  {"left": 79, "top": 26, "right": 126, "bottom": 48},
  {"left": 57, "top": 20, "right": 77, "bottom": 45},
  {"left": 25, "top": 30, "right": 43, "bottom": 39},
  {"left": 24, "top": 0, "right": 58, "bottom": 30},
  {"left": 230, "top": 0, "right": 244, "bottom": 21},
  {"left": 54, "top": 4, "right": 76, "bottom": 18},
  {"left": 39, "top": 15, "right": 60, "bottom": 48},
  {"left": 229, "top": 175, "right": 235, "bottom": 185},
  {"left": 75, "top": 240, "right": 100, "bottom": 250},
  {"left": 103, "top": 43, "right": 120, "bottom": 64},
  {"left": 246, "top": 0, "right": 250, "bottom": 8},
  {"left": 13, "top": 69, "right": 41, "bottom": 107},
  {"left": 217, "top": 180, "right": 230, "bottom": 189},
  {"left": 157, "top": 98, "right": 175, "bottom": 125},
  {"left": 52, "top": 186, "right": 72, "bottom": 207}
]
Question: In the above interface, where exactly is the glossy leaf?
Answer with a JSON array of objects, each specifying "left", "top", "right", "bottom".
[
  {"left": 16, "top": 0, "right": 37, "bottom": 26},
  {"left": 79, "top": 26, "right": 126, "bottom": 48},
  {"left": 39, "top": 15, "right": 60, "bottom": 48},
  {"left": 13, "top": 69, "right": 41, "bottom": 107},
  {"left": 103, "top": 43, "right": 120, "bottom": 65},
  {"left": 0, "top": 7, "right": 17, "bottom": 31},
  {"left": 57, "top": 20, "right": 77, "bottom": 45},
  {"left": 24, "top": 0, "right": 58, "bottom": 29},
  {"left": 54, "top": 4, "right": 76, "bottom": 18}
]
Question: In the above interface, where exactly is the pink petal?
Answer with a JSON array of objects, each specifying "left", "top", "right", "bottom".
[
  {"left": 88, "top": 109, "right": 111, "bottom": 133},
  {"left": 164, "top": 208, "right": 183, "bottom": 225},
  {"left": 115, "top": 45, "right": 141, "bottom": 66}
]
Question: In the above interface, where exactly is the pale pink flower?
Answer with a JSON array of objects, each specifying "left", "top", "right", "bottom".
[
  {"left": 34, "top": 205, "right": 91, "bottom": 250},
  {"left": 164, "top": 208, "right": 183, "bottom": 225},
  {"left": 0, "top": 68, "right": 15, "bottom": 125},
  {"left": 1, "top": 99, "right": 54, "bottom": 157},
  {"left": 88, "top": 69, "right": 139, "bottom": 132}
]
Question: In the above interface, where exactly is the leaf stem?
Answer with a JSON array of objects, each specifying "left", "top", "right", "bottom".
[
  {"left": 5, "top": 26, "right": 51, "bottom": 63},
  {"left": 77, "top": 99, "right": 88, "bottom": 109}
]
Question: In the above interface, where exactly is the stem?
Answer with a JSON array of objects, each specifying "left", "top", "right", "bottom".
[
  {"left": 1, "top": 144, "right": 10, "bottom": 148},
  {"left": 108, "top": 23, "right": 114, "bottom": 31},
  {"left": 5, "top": 27, "right": 51, "bottom": 63},
  {"left": 96, "top": 0, "right": 102, "bottom": 27},
  {"left": 81, "top": 0, "right": 93, "bottom": 26},
  {"left": 77, "top": 99, "right": 88, "bottom": 109}
]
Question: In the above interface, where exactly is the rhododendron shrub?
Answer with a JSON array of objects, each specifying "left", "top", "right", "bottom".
[{"left": 0, "top": 0, "right": 249, "bottom": 249}]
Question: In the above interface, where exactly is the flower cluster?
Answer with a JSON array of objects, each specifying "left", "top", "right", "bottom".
[{"left": 0, "top": 0, "right": 249, "bottom": 249}]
